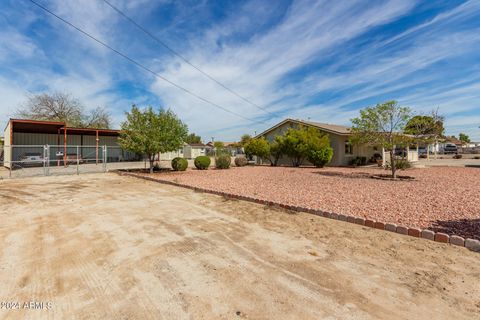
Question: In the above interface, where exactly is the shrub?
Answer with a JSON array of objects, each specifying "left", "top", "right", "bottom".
[
  {"left": 171, "top": 157, "right": 188, "bottom": 171},
  {"left": 349, "top": 156, "right": 367, "bottom": 167},
  {"left": 419, "top": 154, "right": 427, "bottom": 159},
  {"left": 234, "top": 156, "right": 248, "bottom": 167},
  {"left": 194, "top": 156, "right": 211, "bottom": 170},
  {"left": 307, "top": 148, "right": 333, "bottom": 168},
  {"left": 453, "top": 154, "right": 463, "bottom": 159},
  {"left": 215, "top": 155, "right": 231, "bottom": 169},
  {"left": 385, "top": 159, "right": 412, "bottom": 170},
  {"left": 474, "top": 156, "right": 480, "bottom": 160}
]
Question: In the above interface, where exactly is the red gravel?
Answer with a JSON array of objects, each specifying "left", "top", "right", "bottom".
[{"left": 140, "top": 166, "right": 480, "bottom": 239}]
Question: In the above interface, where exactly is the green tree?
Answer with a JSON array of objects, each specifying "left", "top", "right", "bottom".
[
  {"left": 305, "top": 129, "right": 333, "bottom": 167},
  {"left": 119, "top": 105, "right": 188, "bottom": 173},
  {"left": 267, "top": 136, "right": 285, "bottom": 166},
  {"left": 350, "top": 100, "right": 411, "bottom": 179},
  {"left": 404, "top": 110, "right": 444, "bottom": 159},
  {"left": 282, "top": 127, "right": 311, "bottom": 167},
  {"left": 459, "top": 133, "right": 471, "bottom": 144},
  {"left": 244, "top": 137, "right": 270, "bottom": 160},
  {"left": 185, "top": 133, "right": 202, "bottom": 144},
  {"left": 239, "top": 134, "right": 252, "bottom": 147}
]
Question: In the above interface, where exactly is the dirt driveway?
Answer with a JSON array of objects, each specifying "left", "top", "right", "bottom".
[{"left": 0, "top": 174, "right": 478, "bottom": 319}]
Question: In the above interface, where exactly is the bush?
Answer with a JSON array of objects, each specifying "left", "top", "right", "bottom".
[
  {"left": 453, "top": 154, "right": 463, "bottom": 159},
  {"left": 194, "top": 156, "right": 211, "bottom": 170},
  {"left": 171, "top": 157, "right": 188, "bottom": 171},
  {"left": 215, "top": 155, "right": 231, "bottom": 169},
  {"left": 385, "top": 159, "right": 412, "bottom": 170},
  {"left": 474, "top": 156, "right": 480, "bottom": 160},
  {"left": 419, "top": 154, "right": 427, "bottom": 159},
  {"left": 307, "top": 148, "right": 333, "bottom": 168},
  {"left": 349, "top": 156, "right": 367, "bottom": 167},
  {"left": 234, "top": 156, "right": 248, "bottom": 167}
]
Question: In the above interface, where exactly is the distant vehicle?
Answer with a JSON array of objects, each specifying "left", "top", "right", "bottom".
[
  {"left": 18, "top": 152, "right": 44, "bottom": 167},
  {"left": 417, "top": 147, "right": 428, "bottom": 155},
  {"left": 443, "top": 144, "right": 458, "bottom": 154}
]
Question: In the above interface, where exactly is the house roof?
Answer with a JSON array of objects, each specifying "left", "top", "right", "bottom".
[
  {"left": 255, "top": 118, "right": 351, "bottom": 138},
  {"left": 188, "top": 143, "right": 206, "bottom": 147},
  {"left": 6, "top": 118, "right": 120, "bottom": 136}
]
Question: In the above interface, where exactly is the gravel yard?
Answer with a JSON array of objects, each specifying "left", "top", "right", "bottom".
[{"left": 143, "top": 166, "right": 480, "bottom": 239}]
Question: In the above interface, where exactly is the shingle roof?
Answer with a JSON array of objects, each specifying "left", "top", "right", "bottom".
[
  {"left": 255, "top": 118, "right": 352, "bottom": 138},
  {"left": 301, "top": 120, "right": 351, "bottom": 135}
]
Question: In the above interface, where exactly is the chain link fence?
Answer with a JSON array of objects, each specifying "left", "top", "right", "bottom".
[{"left": 0, "top": 145, "right": 146, "bottom": 179}]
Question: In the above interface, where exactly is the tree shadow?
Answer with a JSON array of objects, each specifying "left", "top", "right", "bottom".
[
  {"left": 429, "top": 218, "right": 480, "bottom": 240},
  {"left": 313, "top": 171, "right": 373, "bottom": 179}
]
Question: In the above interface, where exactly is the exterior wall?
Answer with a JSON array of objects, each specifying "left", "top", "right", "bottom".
[
  {"left": 184, "top": 146, "right": 206, "bottom": 159},
  {"left": 158, "top": 148, "right": 183, "bottom": 161}
]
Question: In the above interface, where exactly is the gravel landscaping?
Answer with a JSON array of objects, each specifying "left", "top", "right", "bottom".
[{"left": 141, "top": 166, "right": 480, "bottom": 239}]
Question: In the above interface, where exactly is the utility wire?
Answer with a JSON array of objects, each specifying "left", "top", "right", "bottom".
[
  {"left": 27, "top": 0, "right": 267, "bottom": 125},
  {"left": 100, "top": 0, "right": 278, "bottom": 118}
]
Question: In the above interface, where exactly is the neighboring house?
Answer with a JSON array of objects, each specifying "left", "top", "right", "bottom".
[
  {"left": 255, "top": 118, "right": 379, "bottom": 166},
  {"left": 205, "top": 141, "right": 241, "bottom": 156},
  {"left": 183, "top": 143, "right": 207, "bottom": 159}
]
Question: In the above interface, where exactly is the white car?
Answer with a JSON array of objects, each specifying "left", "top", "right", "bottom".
[{"left": 18, "top": 153, "right": 44, "bottom": 166}]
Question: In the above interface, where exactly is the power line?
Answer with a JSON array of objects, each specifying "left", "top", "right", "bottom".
[
  {"left": 27, "top": 0, "right": 267, "bottom": 125},
  {"left": 100, "top": 0, "right": 278, "bottom": 118}
]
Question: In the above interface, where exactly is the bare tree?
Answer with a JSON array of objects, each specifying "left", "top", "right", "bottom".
[
  {"left": 82, "top": 106, "right": 112, "bottom": 129},
  {"left": 16, "top": 92, "right": 112, "bottom": 129}
]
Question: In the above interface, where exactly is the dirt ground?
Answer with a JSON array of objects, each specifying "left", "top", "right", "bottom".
[{"left": 0, "top": 174, "right": 478, "bottom": 319}]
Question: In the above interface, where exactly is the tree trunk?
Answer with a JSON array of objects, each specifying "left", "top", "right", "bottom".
[
  {"left": 148, "top": 154, "right": 154, "bottom": 174},
  {"left": 390, "top": 150, "right": 396, "bottom": 179}
]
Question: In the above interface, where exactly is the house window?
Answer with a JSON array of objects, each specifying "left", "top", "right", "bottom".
[{"left": 345, "top": 141, "right": 353, "bottom": 155}]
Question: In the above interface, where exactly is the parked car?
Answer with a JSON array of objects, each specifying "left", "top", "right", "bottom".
[
  {"left": 64, "top": 154, "right": 84, "bottom": 164},
  {"left": 18, "top": 152, "right": 44, "bottom": 167},
  {"left": 443, "top": 144, "right": 458, "bottom": 154}
]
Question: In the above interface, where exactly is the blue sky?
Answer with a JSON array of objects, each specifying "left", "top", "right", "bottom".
[{"left": 1, "top": 0, "right": 479, "bottom": 141}]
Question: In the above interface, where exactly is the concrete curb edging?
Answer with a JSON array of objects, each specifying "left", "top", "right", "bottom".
[{"left": 117, "top": 171, "right": 480, "bottom": 253}]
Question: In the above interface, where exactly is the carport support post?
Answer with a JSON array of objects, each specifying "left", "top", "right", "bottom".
[
  {"left": 103, "top": 145, "right": 107, "bottom": 172},
  {"left": 76, "top": 145, "right": 80, "bottom": 175},
  {"left": 96, "top": 130, "right": 99, "bottom": 165},
  {"left": 64, "top": 127, "right": 67, "bottom": 167}
]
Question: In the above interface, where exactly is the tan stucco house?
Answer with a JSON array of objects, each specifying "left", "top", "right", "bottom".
[{"left": 255, "top": 118, "right": 379, "bottom": 166}]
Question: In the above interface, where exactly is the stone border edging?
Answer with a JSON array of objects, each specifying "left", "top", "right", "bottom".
[{"left": 117, "top": 171, "right": 480, "bottom": 253}]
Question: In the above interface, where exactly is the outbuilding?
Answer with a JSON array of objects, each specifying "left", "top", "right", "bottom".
[{"left": 3, "top": 119, "right": 137, "bottom": 168}]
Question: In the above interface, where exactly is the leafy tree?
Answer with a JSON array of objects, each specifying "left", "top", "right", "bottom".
[
  {"left": 244, "top": 137, "right": 270, "bottom": 160},
  {"left": 459, "top": 133, "right": 471, "bottom": 144},
  {"left": 267, "top": 136, "right": 285, "bottom": 166},
  {"left": 16, "top": 92, "right": 112, "bottom": 129},
  {"left": 213, "top": 141, "right": 225, "bottom": 149},
  {"left": 185, "top": 133, "right": 202, "bottom": 144},
  {"left": 350, "top": 100, "right": 412, "bottom": 179},
  {"left": 119, "top": 105, "right": 187, "bottom": 173},
  {"left": 282, "top": 127, "right": 311, "bottom": 167},
  {"left": 404, "top": 109, "right": 444, "bottom": 159},
  {"left": 305, "top": 129, "right": 333, "bottom": 167},
  {"left": 239, "top": 134, "right": 252, "bottom": 147}
]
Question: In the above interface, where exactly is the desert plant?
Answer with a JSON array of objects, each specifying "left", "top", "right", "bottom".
[
  {"left": 307, "top": 148, "right": 333, "bottom": 168},
  {"left": 215, "top": 155, "right": 231, "bottom": 169},
  {"left": 194, "top": 156, "right": 211, "bottom": 170},
  {"left": 171, "top": 157, "right": 188, "bottom": 171},
  {"left": 385, "top": 159, "right": 412, "bottom": 170},
  {"left": 234, "top": 156, "right": 248, "bottom": 167}
]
